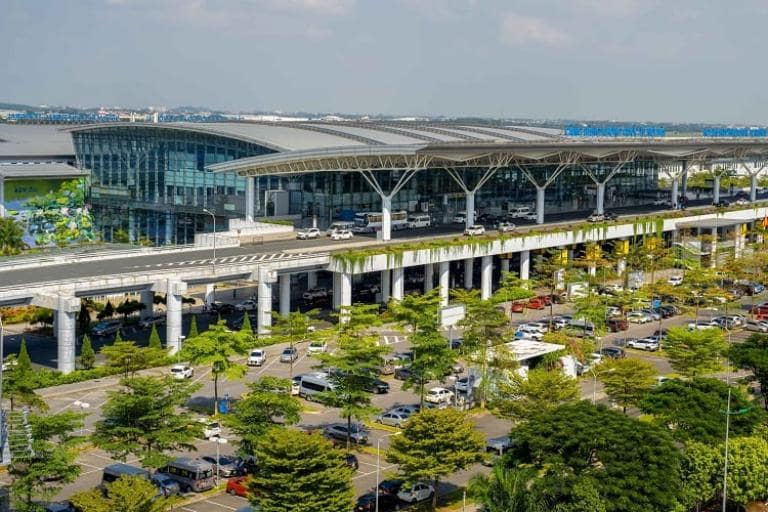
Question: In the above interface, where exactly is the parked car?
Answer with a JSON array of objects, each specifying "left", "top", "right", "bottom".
[
  {"left": 307, "top": 341, "right": 328, "bottom": 355},
  {"left": 688, "top": 319, "right": 719, "bottom": 330},
  {"left": 388, "top": 404, "right": 420, "bottom": 416},
  {"left": 234, "top": 299, "right": 257, "bottom": 312},
  {"left": 463, "top": 224, "right": 486, "bottom": 236},
  {"left": 296, "top": 227, "right": 321, "bottom": 240},
  {"left": 668, "top": 275, "right": 684, "bottom": 286},
  {"left": 455, "top": 375, "right": 481, "bottom": 393},
  {"left": 363, "top": 377, "right": 390, "bottom": 394},
  {"left": 425, "top": 387, "right": 454, "bottom": 404},
  {"left": 354, "top": 493, "right": 400, "bottom": 512},
  {"left": 330, "top": 229, "right": 354, "bottom": 241},
  {"left": 627, "top": 338, "right": 660, "bottom": 351},
  {"left": 376, "top": 411, "right": 410, "bottom": 428},
  {"left": 397, "top": 482, "right": 435, "bottom": 504},
  {"left": 394, "top": 366, "right": 416, "bottom": 381},
  {"left": 247, "top": 349, "right": 266, "bottom": 367},
  {"left": 511, "top": 301, "right": 525, "bottom": 313},
  {"left": 139, "top": 315, "right": 165, "bottom": 329},
  {"left": 541, "top": 316, "right": 567, "bottom": 330},
  {"left": 522, "top": 211, "right": 538, "bottom": 221},
  {"left": 745, "top": 319, "right": 768, "bottom": 332},
  {"left": 599, "top": 346, "right": 626, "bottom": 359},
  {"left": 497, "top": 222, "right": 516, "bottom": 233},
  {"left": 378, "top": 479, "right": 405, "bottom": 496},
  {"left": 197, "top": 420, "right": 222, "bottom": 440},
  {"left": 90, "top": 320, "right": 122, "bottom": 336},
  {"left": 604, "top": 211, "right": 619, "bottom": 220},
  {"left": 302, "top": 288, "right": 329, "bottom": 301},
  {"left": 226, "top": 476, "right": 249, "bottom": 497},
  {"left": 515, "top": 325, "right": 544, "bottom": 340},
  {"left": 509, "top": 206, "right": 533, "bottom": 218},
  {"left": 291, "top": 375, "right": 302, "bottom": 395},
  {"left": 323, "top": 423, "right": 369, "bottom": 445},
  {"left": 201, "top": 455, "right": 241, "bottom": 477},
  {"left": 627, "top": 311, "right": 652, "bottom": 324},
  {"left": 209, "top": 302, "right": 235, "bottom": 315},
  {"left": 607, "top": 318, "right": 629, "bottom": 332},
  {"left": 344, "top": 453, "right": 359, "bottom": 470},
  {"left": 526, "top": 297, "right": 546, "bottom": 310},
  {"left": 587, "top": 212, "right": 605, "bottom": 222},
  {"left": 713, "top": 200, "right": 731, "bottom": 207},
  {"left": 170, "top": 364, "right": 194, "bottom": 380},
  {"left": 280, "top": 347, "right": 298, "bottom": 363},
  {"left": 151, "top": 473, "right": 181, "bottom": 497}
]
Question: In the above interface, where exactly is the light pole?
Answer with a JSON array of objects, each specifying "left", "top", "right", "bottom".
[
  {"left": 212, "top": 436, "right": 228, "bottom": 487},
  {"left": 73, "top": 400, "right": 90, "bottom": 435},
  {"left": 376, "top": 431, "right": 401, "bottom": 512},
  {"left": 203, "top": 208, "right": 217, "bottom": 304},
  {"left": 177, "top": 335, "right": 186, "bottom": 362}
]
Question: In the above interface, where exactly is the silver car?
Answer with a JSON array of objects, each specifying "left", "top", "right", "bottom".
[{"left": 375, "top": 411, "right": 410, "bottom": 428}]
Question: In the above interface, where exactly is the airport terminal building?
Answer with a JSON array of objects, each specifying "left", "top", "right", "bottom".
[{"left": 67, "top": 122, "right": 670, "bottom": 245}]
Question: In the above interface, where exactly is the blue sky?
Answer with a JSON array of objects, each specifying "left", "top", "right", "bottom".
[{"left": 2, "top": 0, "right": 767, "bottom": 123}]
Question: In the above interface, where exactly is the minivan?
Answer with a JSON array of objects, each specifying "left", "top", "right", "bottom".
[
  {"left": 326, "top": 221, "right": 355, "bottom": 236},
  {"left": 407, "top": 215, "right": 431, "bottom": 228},
  {"left": 101, "top": 463, "right": 150, "bottom": 489},
  {"left": 509, "top": 206, "right": 532, "bottom": 218},
  {"left": 158, "top": 457, "right": 216, "bottom": 493}
]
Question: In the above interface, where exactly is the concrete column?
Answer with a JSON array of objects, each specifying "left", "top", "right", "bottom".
[
  {"left": 671, "top": 178, "right": 679, "bottom": 209},
  {"left": 519, "top": 250, "right": 531, "bottom": 280},
  {"left": 165, "top": 280, "right": 187, "bottom": 354},
  {"left": 535, "top": 187, "right": 546, "bottom": 224},
  {"left": 307, "top": 271, "right": 318, "bottom": 290},
  {"left": 128, "top": 210, "right": 136, "bottom": 243},
  {"left": 339, "top": 273, "right": 352, "bottom": 308},
  {"left": 392, "top": 267, "right": 404, "bottom": 301},
  {"left": 464, "top": 258, "right": 474, "bottom": 290},
  {"left": 381, "top": 269, "right": 391, "bottom": 304},
  {"left": 381, "top": 195, "right": 392, "bottom": 241},
  {"left": 480, "top": 256, "right": 493, "bottom": 300},
  {"left": 750, "top": 174, "right": 759, "bottom": 202},
  {"left": 424, "top": 263, "right": 434, "bottom": 293},
  {"left": 500, "top": 258, "right": 510, "bottom": 274},
  {"left": 439, "top": 261, "right": 450, "bottom": 306},
  {"left": 465, "top": 190, "right": 475, "bottom": 229},
  {"left": 257, "top": 269, "right": 275, "bottom": 334},
  {"left": 713, "top": 175, "right": 721, "bottom": 203},
  {"left": 332, "top": 272, "right": 341, "bottom": 310},
  {"left": 279, "top": 274, "right": 291, "bottom": 317},
  {"left": 140, "top": 290, "right": 154, "bottom": 320},
  {"left": 203, "top": 284, "right": 215, "bottom": 308},
  {"left": 56, "top": 296, "right": 80, "bottom": 375},
  {"left": 710, "top": 227, "right": 718, "bottom": 268},
  {"left": 617, "top": 258, "right": 627, "bottom": 275},
  {"left": 596, "top": 182, "right": 606, "bottom": 215},
  {"left": 245, "top": 176, "right": 255, "bottom": 222}
]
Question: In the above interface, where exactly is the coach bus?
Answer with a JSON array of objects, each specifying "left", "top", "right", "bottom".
[{"left": 353, "top": 211, "right": 408, "bottom": 232}]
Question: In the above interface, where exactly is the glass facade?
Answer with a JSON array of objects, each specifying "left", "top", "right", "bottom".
[
  {"left": 72, "top": 126, "right": 275, "bottom": 245},
  {"left": 72, "top": 125, "right": 662, "bottom": 244}
]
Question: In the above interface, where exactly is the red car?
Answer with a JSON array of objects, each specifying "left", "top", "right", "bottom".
[
  {"left": 226, "top": 476, "right": 249, "bottom": 497},
  {"left": 527, "top": 297, "right": 546, "bottom": 310},
  {"left": 537, "top": 295, "right": 552, "bottom": 306},
  {"left": 511, "top": 302, "right": 525, "bottom": 313}
]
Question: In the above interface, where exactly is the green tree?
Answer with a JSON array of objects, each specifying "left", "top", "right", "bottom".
[
  {"left": 187, "top": 314, "right": 199, "bottom": 339},
  {"left": 116, "top": 300, "right": 145, "bottom": 321},
  {"left": 721, "top": 436, "right": 768, "bottom": 506},
  {"left": 269, "top": 309, "right": 329, "bottom": 379},
  {"left": 492, "top": 270, "right": 535, "bottom": 305},
  {"left": 492, "top": 367, "right": 579, "bottom": 421},
  {"left": 571, "top": 292, "right": 608, "bottom": 337},
  {"left": 79, "top": 334, "right": 96, "bottom": 370},
  {"left": 4, "top": 338, "right": 46, "bottom": 411},
  {"left": 70, "top": 474, "right": 177, "bottom": 512},
  {"left": 225, "top": 376, "right": 302, "bottom": 455},
  {"left": 98, "top": 300, "right": 115, "bottom": 320},
  {"left": 9, "top": 411, "right": 85, "bottom": 511},
  {"left": 78, "top": 301, "right": 92, "bottom": 334},
  {"left": 315, "top": 311, "right": 389, "bottom": 449},
  {"left": 387, "top": 408, "right": 485, "bottom": 511},
  {"left": 468, "top": 464, "right": 539, "bottom": 512},
  {"left": 179, "top": 320, "right": 252, "bottom": 414},
  {"left": 664, "top": 326, "right": 728, "bottom": 377},
  {"left": 92, "top": 376, "right": 203, "bottom": 469},
  {"left": 147, "top": 324, "right": 162, "bottom": 350},
  {"left": 0, "top": 217, "right": 27, "bottom": 256},
  {"left": 509, "top": 401, "right": 681, "bottom": 512},
  {"left": 239, "top": 312, "right": 252, "bottom": 334},
  {"left": 729, "top": 333, "right": 768, "bottom": 410},
  {"left": 639, "top": 377, "right": 763, "bottom": 443},
  {"left": 101, "top": 340, "right": 157, "bottom": 378},
  {"left": 249, "top": 429, "right": 354, "bottom": 512},
  {"left": 598, "top": 358, "right": 656, "bottom": 413},
  {"left": 678, "top": 441, "right": 721, "bottom": 512},
  {"left": 454, "top": 288, "right": 514, "bottom": 408}
]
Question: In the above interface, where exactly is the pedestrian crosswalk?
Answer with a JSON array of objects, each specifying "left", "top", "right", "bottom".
[
  {"left": 130, "top": 252, "right": 323, "bottom": 270},
  {"left": 379, "top": 335, "right": 408, "bottom": 346}
]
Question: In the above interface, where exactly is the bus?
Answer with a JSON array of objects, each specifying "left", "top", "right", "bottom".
[
  {"left": 158, "top": 457, "right": 216, "bottom": 493},
  {"left": 299, "top": 372, "right": 335, "bottom": 400},
  {"left": 353, "top": 211, "right": 408, "bottom": 233}
]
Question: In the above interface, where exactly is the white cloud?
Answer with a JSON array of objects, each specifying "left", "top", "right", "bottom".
[{"left": 499, "top": 12, "right": 569, "bottom": 47}]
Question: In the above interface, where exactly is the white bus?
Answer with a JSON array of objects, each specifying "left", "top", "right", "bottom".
[
  {"left": 299, "top": 372, "right": 335, "bottom": 400},
  {"left": 353, "top": 211, "right": 408, "bottom": 233}
]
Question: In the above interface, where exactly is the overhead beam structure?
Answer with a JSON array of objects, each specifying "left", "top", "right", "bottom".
[{"left": 578, "top": 151, "right": 637, "bottom": 214}]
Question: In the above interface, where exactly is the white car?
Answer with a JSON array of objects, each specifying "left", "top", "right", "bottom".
[
  {"left": 452, "top": 212, "right": 467, "bottom": 224},
  {"left": 397, "top": 482, "right": 435, "bottom": 504},
  {"left": 627, "top": 311, "right": 651, "bottom": 324},
  {"left": 587, "top": 212, "right": 605, "bottom": 222},
  {"left": 198, "top": 419, "right": 222, "bottom": 439},
  {"left": 627, "top": 338, "right": 660, "bottom": 351},
  {"left": 668, "top": 275, "right": 683, "bottom": 286},
  {"left": 497, "top": 222, "right": 516, "bottom": 233},
  {"left": 170, "top": 364, "right": 194, "bottom": 379},
  {"left": 744, "top": 319, "right": 768, "bottom": 332},
  {"left": 296, "top": 227, "right": 320, "bottom": 240},
  {"left": 688, "top": 319, "right": 719, "bottom": 330},
  {"left": 425, "top": 387, "right": 454, "bottom": 404},
  {"left": 734, "top": 198, "right": 749, "bottom": 206},
  {"left": 247, "top": 349, "right": 266, "bottom": 367},
  {"left": 509, "top": 206, "right": 532, "bottom": 218},
  {"left": 463, "top": 224, "right": 485, "bottom": 236},
  {"left": 375, "top": 411, "right": 410, "bottom": 428},
  {"left": 307, "top": 341, "right": 328, "bottom": 354},
  {"left": 235, "top": 299, "right": 257, "bottom": 311},
  {"left": 522, "top": 212, "right": 538, "bottom": 221},
  {"left": 330, "top": 229, "right": 353, "bottom": 241},
  {"left": 515, "top": 325, "right": 544, "bottom": 340}
]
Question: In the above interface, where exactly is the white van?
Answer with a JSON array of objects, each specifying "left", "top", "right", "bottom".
[
  {"left": 299, "top": 372, "right": 335, "bottom": 400},
  {"left": 407, "top": 214, "right": 431, "bottom": 228},
  {"left": 509, "top": 206, "right": 533, "bottom": 218},
  {"left": 452, "top": 211, "right": 467, "bottom": 224},
  {"left": 326, "top": 221, "right": 355, "bottom": 236}
]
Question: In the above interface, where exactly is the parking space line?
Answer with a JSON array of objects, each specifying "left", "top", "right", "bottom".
[{"left": 201, "top": 501, "right": 237, "bottom": 511}]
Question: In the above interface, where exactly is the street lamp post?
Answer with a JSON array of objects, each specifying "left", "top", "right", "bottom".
[
  {"left": 73, "top": 400, "right": 90, "bottom": 435},
  {"left": 202, "top": 209, "right": 217, "bottom": 303},
  {"left": 376, "top": 431, "right": 402, "bottom": 512},
  {"left": 213, "top": 437, "right": 228, "bottom": 487}
]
